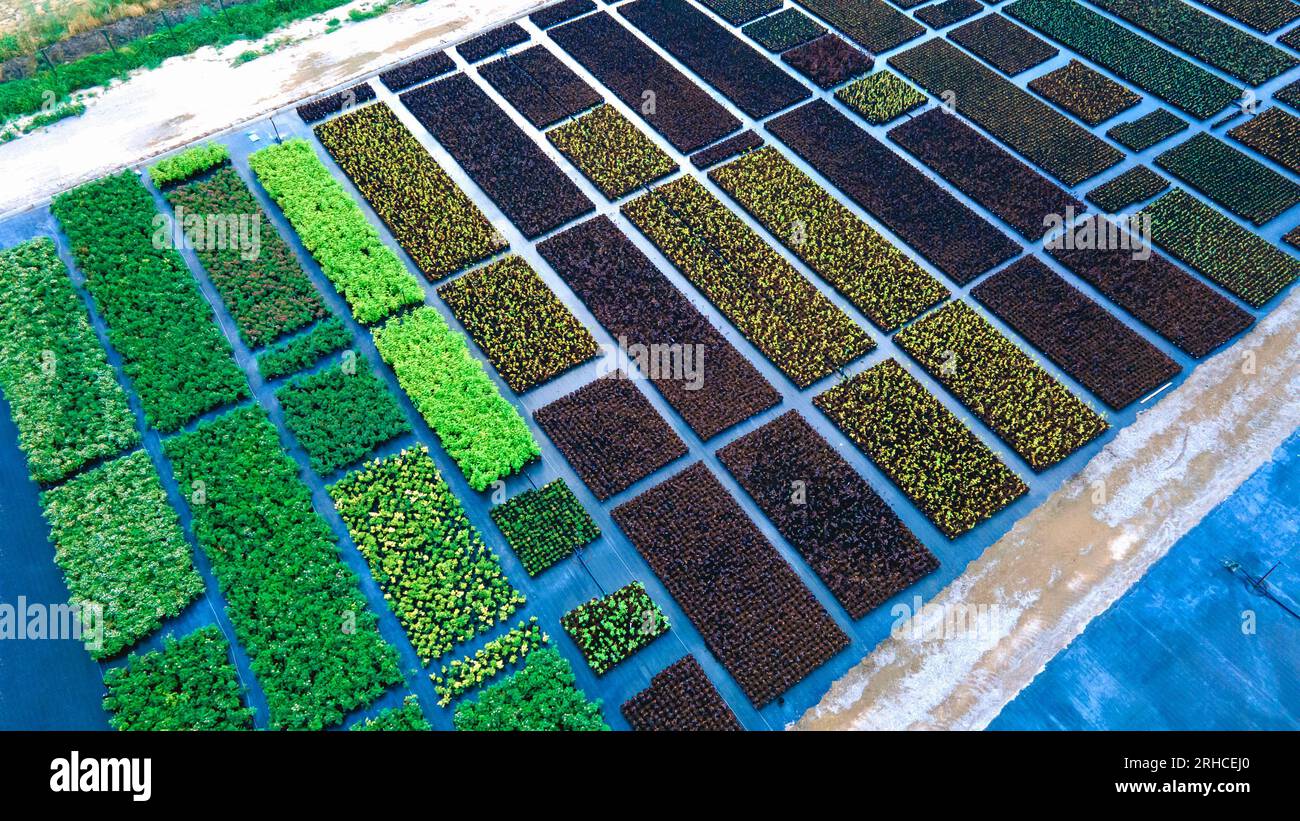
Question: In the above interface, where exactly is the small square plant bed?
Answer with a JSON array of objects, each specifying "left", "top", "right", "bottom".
[
  {"left": 276, "top": 364, "right": 411, "bottom": 476},
  {"left": 1085, "top": 166, "right": 1170, "bottom": 213},
  {"left": 547, "top": 104, "right": 678, "bottom": 199},
  {"left": 836, "top": 70, "right": 928, "bottom": 125},
  {"left": 1106, "top": 108, "right": 1188, "bottom": 152},
  {"left": 534, "top": 373, "right": 688, "bottom": 500},
  {"left": 490, "top": 479, "right": 601, "bottom": 576},
  {"left": 742, "top": 8, "right": 826, "bottom": 53},
  {"left": 914, "top": 0, "right": 982, "bottom": 29},
  {"left": 782, "top": 34, "right": 874, "bottom": 90},
  {"left": 1029, "top": 60, "right": 1142, "bottom": 126},
  {"left": 562, "top": 582, "right": 670, "bottom": 674}
]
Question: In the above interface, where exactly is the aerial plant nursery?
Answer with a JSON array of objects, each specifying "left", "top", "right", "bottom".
[{"left": 0, "top": 0, "right": 1295, "bottom": 799}]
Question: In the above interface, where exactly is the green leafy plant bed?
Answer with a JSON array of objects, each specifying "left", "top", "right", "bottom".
[
  {"left": 431, "top": 617, "right": 549, "bottom": 706},
  {"left": 814, "top": 360, "right": 1029, "bottom": 538},
  {"left": 0, "top": 238, "right": 137, "bottom": 484},
  {"left": 742, "top": 8, "right": 825, "bottom": 53},
  {"left": 255, "top": 317, "right": 353, "bottom": 381},
  {"left": 562, "top": 582, "right": 670, "bottom": 675},
  {"left": 709, "top": 146, "right": 948, "bottom": 331},
  {"left": 887, "top": 38, "right": 1122, "bottom": 187},
  {"left": 350, "top": 696, "right": 431, "bottom": 731},
  {"left": 453, "top": 647, "right": 608, "bottom": 731},
  {"left": 51, "top": 172, "right": 248, "bottom": 432},
  {"left": 41, "top": 450, "right": 203, "bottom": 659},
  {"left": 895, "top": 300, "right": 1108, "bottom": 471},
  {"left": 165, "top": 166, "right": 327, "bottom": 348},
  {"left": 314, "top": 103, "right": 505, "bottom": 281},
  {"left": 277, "top": 364, "right": 410, "bottom": 476},
  {"left": 1089, "top": 0, "right": 1297, "bottom": 86},
  {"left": 1005, "top": 0, "right": 1241, "bottom": 120},
  {"left": 1196, "top": 0, "right": 1300, "bottom": 33},
  {"left": 372, "top": 307, "right": 539, "bottom": 490},
  {"left": 1085, "top": 166, "right": 1169, "bottom": 213},
  {"left": 438, "top": 256, "right": 598, "bottom": 393},
  {"left": 1155, "top": 133, "right": 1300, "bottom": 226},
  {"left": 329, "top": 446, "right": 525, "bottom": 662},
  {"left": 1106, "top": 109, "right": 1187, "bottom": 152},
  {"left": 622, "top": 176, "right": 874, "bottom": 388},
  {"left": 148, "top": 142, "right": 230, "bottom": 188},
  {"left": 102, "top": 627, "right": 254, "bottom": 732},
  {"left": 491, "top": 479, "right": 600, "bottom": 576},
  {"left": 698, "top": 0, "right": 781, "bottom": 26},
  {"left": 248, "top": 138, "right": 424, "bottom": 325},
  {"left": 835, "top": 70, "right": 926, "bottom": 125},
  {"left": 1028, "top": 60, "right": 1141, "bottom": 126},
  {"left": 164, "top": 406, "right": 401, "bottom": 730},
  {"left": 547, "top": 104, "right": 678, "bottom": 200},
  {"left": 1139, "top": 189, "right": 1300, "bottom": 308}
]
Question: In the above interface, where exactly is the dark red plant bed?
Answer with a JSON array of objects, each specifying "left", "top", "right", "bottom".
[
  {"left": 791, "top": 0, "right": 925, "bottom": 54},
  {"left": 780, "top": 33, "right": 874, "bottom": 89},
  {"left": 536, "top": 217, "right": 781, "bottom": 441},
  {"left": 612, "top": 462, "right": 850, "bottom": 707},
  {"left": 455, "top": 22, "right": 529, "bottom": 63},
  {"left": 550, "top": 11, "right": 740, "bottom": 153},
  {"left": 378, "top": 51, "right": 455, "bottom": 92},
  {"left": 1048, "top": 216, "right": 1254, "bottom": 359},
  {"left": 401, "top": 73, "right": 594, "bottom": 238},
  {"left": 478, "top": 45, "right": 602, "bottom": 129},
  {"left": 971, "top": 257, "right": 1181, "bottom": 410},
  {"left": 767, "top": 100, "right": 1020, "bottom": 284},
  {"left": 619, "top": 0, "right": 811, "bottom": 119},
  {"left": 717, "top": 410, "right": 938, "bottom": 619},
  {"left": 948, "top": 13, "right": 1059, "bottom": 75},
  {"left": 295, "top": 82, "right": 376, "bottom": 123},
  {"left": 689, "top": 130, "right": 763, "bottom": 170},
  {"left": 888, "top": 108, "right": 1084, "bottom": 240},
  {"left": 621, "top": 656, "right": 742, "bottom": 731},
  {"left": 530, "top": 0, "right": 596, "bottom": 29},
  {"left": 535, "top": 373, "right": 688, "bottom": 500}
]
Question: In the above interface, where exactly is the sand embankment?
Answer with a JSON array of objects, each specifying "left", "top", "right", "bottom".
[
  {"left": 0, "top": 0, "right": 538, "bottom": 216},
  {"left": 797, "top": 285, "right": 1300, "bottom": 731}
]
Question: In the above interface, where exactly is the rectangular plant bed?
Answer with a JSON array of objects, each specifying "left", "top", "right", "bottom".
[
  {"left": 537, "top": 216, "right": 782, "bottom": 440},
  {"left": 534, "top": 373, "right": 688, "bottom": 500},
  {"left": 491, "top": 479, "right": 600, "bottom": 576},
  {"left": 622, "top": 174, "right": 875, "bottom": 387},
  {"left": 767, "top": 100, "right": 1022, "bottom": 283},
  {"left": 561, "top": 582, "right": 670, "bottom": 674},
  {"left": 438, "top": 255, "right": 598, "bottom": 392},
  {"left": 718, "top": 410, "right": 939, "bottom": 619},
  {"left": 612, "top": 462, "right": 850, "bottom": 707},
  {"left": 814, "top": 359, "right": 1029, "bottom": 538},
  {"left": 401, "top": 73, "right": 594, "bottom": 239}
]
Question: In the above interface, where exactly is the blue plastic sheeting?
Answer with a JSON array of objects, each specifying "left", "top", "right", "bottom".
[{"left": 993, "top": 427, "right": 1300, "bottom": 730}]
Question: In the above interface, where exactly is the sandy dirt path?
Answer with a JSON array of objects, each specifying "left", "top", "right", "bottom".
[
  {"left": 0, "top": 0, "right": 539, "bottom": 215},
  {"left": 797, "top": 286, "right": 1300, "bottom": 731}
]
